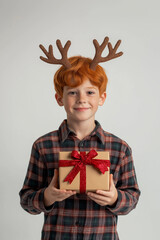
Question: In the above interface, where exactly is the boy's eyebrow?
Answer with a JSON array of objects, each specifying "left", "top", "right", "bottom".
[
  {"left": 86, "top": 87, "right": 97, "bottom": 90},
  {"left": 66, "top": 86, "right": 98, "bottom": 90}
]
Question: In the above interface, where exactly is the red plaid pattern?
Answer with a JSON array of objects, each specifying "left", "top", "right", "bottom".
[{"left": 19, "top": 120, "right": 140, "bottom": 240}]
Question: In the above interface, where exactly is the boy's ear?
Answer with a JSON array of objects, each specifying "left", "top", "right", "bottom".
[
  {"left": 99, "top": 92, "right": 107, "bottom": 106},
  {"left": 55, "top": 93, "right": 64, "bottom": 106}
]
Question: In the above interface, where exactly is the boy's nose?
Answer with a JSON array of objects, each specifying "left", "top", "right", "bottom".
[
  {"left": 77, "top": 99, "right": 86, "bottom": 104},
  {"left": 76, "top": 93, "right": 86, "bottom": 103}
]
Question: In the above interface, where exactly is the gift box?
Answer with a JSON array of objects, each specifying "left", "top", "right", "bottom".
[{"left": 59, "top": 150, "right": 110, "bottom": 193}]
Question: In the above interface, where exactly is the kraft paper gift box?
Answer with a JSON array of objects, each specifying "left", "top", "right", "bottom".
[{"left": 59, "top": 150, "right": 110, "bottom": 193}]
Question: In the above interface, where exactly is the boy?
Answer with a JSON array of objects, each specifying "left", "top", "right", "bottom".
[{"left": 19, "top": 38, "right": 140, "bottom": 240}]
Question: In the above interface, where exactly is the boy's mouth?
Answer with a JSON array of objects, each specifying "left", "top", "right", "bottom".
[{"left": 74, "top": 108, "right": 90, "bottom": 111}]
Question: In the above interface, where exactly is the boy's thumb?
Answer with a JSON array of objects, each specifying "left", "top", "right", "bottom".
[
  {"left": 110, "top": 174, "right": 114, "bottom": 189},
  {"left": 51, "top": 169, "right": 59, "bottom": 187}
]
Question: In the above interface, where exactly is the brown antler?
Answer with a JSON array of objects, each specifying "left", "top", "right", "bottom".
[
  {"left": 90, "top": 37, "right": 123, "bottom": 70},
  {"left": 39, "top": 40, "right": 72, "bottom": 69}
]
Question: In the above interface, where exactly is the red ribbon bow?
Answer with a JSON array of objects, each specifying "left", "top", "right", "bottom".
[{"left": 59, "top": 150, "right": 110, "bottom": 193}]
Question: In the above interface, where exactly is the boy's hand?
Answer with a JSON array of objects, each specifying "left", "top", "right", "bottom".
[
  {"left": 44, "top": 169, "right": 76, "bottom": 207},
  {"left": 87, "top": 174, "right": 118, "bottom": 207}
]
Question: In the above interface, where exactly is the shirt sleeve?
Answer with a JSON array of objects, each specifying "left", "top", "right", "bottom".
[
  {"left": 19, "top": 142, "right": 54, "bottom": 214},
  {"left": 107, "top": 145, "right": 141, "bottom": 215}
]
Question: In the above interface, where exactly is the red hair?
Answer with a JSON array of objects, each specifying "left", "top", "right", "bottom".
[{"left": 54, "top": 56, "right": 108, "bottom": 97}]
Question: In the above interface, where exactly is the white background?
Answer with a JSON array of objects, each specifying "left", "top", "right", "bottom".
[{"left": 1, "top": 0, "right": 160, "bottom": 239}]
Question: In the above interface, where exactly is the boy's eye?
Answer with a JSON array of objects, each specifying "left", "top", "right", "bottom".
[
  {"left": 87, "top": 91, "right": 95, "bottom": 95},
  {"left": 68, "top": 91, "right": 77, "bottom": 95}
]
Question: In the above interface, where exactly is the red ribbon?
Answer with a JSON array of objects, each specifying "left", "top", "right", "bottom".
[{"left": 59, "top": 150, "right": 110, "bottom": 193}]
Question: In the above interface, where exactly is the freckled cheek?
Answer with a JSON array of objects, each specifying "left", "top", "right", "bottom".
[
  {"left": 64, "top": 99, "right": 75, "bottom": 111},
  {"left": 90, "top": 99, "right": 99, "bottom": 108}
]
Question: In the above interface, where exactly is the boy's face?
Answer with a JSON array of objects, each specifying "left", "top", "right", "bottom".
[{"left": 55, "top": 79, "right": 106, "bottom": 124}]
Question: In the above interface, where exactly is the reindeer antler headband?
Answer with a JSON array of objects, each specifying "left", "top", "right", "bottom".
[{"left": 39, "top": 37, "right": 123, "bottom": 70}]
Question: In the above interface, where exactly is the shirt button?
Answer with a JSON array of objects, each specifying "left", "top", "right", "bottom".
[
  {"left": 79, "top": 141, "right": 84, "bottom": 147},
  {"left": 76, "top": 193, "right": 81, "bottom": 198},
  {"left": 75, "top": 220, "right": 83, "bottom": 227},
  {"left": 75, "top": 220, "right": 79, "bottom": 225}
]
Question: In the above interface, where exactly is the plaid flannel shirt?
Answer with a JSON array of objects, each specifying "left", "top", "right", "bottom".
[{"left": 19, "top": 120, "right": 140, "bottom": 240}]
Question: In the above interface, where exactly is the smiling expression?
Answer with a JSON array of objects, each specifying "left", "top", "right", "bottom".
[{"left": 55, "top": 79, "right": 106, "bottom": 124}]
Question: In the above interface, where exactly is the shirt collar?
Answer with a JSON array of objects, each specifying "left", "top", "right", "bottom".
[
  {"left": 58, "top": 119, "right": 105, "bottom": 144},
  {"left": 58, "top": 119, "right": 71, "bottom": 142},
  {"left": 89, "top": 120, "right": 105, "bottom": 144}
]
